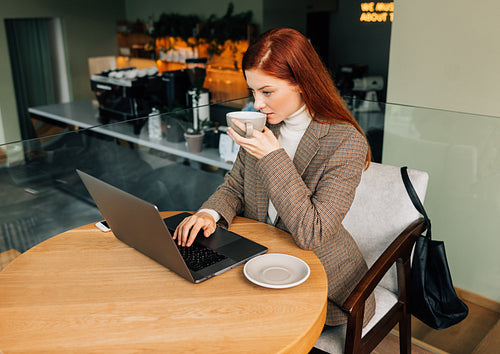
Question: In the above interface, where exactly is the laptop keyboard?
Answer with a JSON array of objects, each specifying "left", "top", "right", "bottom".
[{"left": 176, "top": 243, "right": 227, "bottom": 272}]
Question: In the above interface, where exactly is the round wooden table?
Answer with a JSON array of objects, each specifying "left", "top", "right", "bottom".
[{"left": 0, "top": 212, "right": 328, "bottom": 353}]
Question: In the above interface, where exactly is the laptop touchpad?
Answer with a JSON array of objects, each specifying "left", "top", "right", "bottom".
[
  {"left": 196, "top": 227, "right": 236, "bottom": 249},
  {"left": 217, "top": 239, "right": 265, "bottom": 262}
]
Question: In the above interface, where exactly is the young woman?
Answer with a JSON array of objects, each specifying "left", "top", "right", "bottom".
[{"left": 174, "top": 27, "right": 375, "bottom": 327}]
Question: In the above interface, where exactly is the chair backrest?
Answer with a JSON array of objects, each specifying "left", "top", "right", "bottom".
[{"left": 342, "top": 162, "right": 429, "bottom": 292}]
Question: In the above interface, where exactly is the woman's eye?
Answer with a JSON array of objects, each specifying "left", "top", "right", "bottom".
[
  {"left": 263, "top": 91, "right": 271, "bottom": 96},
  {"left": 247, "top": 89, "right": 255, "bottom": 97}
]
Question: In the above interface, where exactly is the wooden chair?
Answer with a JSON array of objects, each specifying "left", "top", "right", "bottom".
[{"left": 314, "top": 163, "right": 429, "bottom": 353}]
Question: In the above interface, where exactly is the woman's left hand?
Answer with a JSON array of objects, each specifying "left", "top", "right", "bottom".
[{"left": 227, "top": 119, "right": 281, "bottom": 159}]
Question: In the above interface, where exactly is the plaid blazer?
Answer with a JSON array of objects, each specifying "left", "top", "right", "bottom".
[{"left": 201, "top": 119, "right": 376, "bottom": 326}]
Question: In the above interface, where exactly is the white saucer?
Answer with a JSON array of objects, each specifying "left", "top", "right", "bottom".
[{"left": 243, "top": 253, "right": 310, "bottom": 289}]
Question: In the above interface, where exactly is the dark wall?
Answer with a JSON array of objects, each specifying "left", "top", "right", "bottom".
[{"left": 327, "top": 0, "right": 392, "bottom": 97}]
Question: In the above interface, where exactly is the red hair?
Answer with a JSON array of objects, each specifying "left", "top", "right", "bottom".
[{"left": 242, "top": 27, "right": 371, "bottom": 165}]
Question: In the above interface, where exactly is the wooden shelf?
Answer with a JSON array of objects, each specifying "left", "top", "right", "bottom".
[{"left": 117, "top": 21, "right": 154, "bottom": 59}]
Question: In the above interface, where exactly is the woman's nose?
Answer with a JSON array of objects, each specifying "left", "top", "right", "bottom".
[{"left": 253, "top": 96, "right": 265, "bottom": 110}]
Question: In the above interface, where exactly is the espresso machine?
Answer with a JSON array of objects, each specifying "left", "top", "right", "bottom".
[{"left": 91, "top": 67, "right": 190, "bottom": 134}]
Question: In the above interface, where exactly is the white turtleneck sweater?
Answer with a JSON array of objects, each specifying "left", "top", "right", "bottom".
[
  {"left": 199, "top": 105, "right": 312, "bottom": 225},
  {"left": 267, "top": 105, "right": 312, "bottom": 224}
]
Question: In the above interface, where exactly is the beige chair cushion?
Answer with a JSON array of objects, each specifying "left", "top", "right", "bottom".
[{"left": 342, "top": 162, "right": 428, "bottom": 292}]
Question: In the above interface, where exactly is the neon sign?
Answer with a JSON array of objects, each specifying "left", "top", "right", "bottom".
[{"left": 360, "top": 2, "right": 394, "bottom": 23}]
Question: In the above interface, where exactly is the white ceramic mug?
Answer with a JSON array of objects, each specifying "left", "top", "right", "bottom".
[{"left": 226, "top": 111, "right": 267, "bottom": 138}]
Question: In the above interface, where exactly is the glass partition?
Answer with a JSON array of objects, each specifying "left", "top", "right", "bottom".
[
  {"left": 0, "top": 97, "right": 251, "bottom": 253},
  {"left": 380, "top": 102, "right": 499, "bottom": 302},
  {"left": 1, "top": 96, "right": 498, "bottom": 301}
]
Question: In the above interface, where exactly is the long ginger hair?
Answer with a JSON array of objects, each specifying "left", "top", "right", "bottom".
[{"left": 242, "top": 27, "right": 371, "bottom": 165}]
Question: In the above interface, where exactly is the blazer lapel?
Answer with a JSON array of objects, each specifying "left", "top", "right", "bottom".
[
  {"left": 265, "top": 120, "right": 331, "bottom": 227},
  {"left": 268, "top": 123, "right": 280, "bottom": 137},
  {"left": 293, "top": 120, "right": 330, "bottom": 176}
]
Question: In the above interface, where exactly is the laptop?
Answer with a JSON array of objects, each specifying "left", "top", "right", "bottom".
[{"left": 76, "top": 169, "right": 268, "bottom": 283}]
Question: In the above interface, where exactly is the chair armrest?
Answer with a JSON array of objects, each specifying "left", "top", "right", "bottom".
[{"left": 342, "top": 218, "right": 426, "bottom": 315}]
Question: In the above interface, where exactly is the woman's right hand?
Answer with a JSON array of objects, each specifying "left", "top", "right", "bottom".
[{"left": 172, "top": 212, "right": 216, "bottom": 247}]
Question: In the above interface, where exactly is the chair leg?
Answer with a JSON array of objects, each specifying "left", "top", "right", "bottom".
[
  {"left": 397, "top": 257, "right": 412, "bottom": 354},
  {"left": 399, "top": 314, "right": 411, "bottom": 353},
  {"left": 344, "top": 307, "right": 365, "bottom": 354}
]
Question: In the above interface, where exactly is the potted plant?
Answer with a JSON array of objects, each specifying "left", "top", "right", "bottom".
[
  {"left": 184, "top": 129, "right": 204, "bottom": 153},
  {"left": 184, "top": 87, "right": 210, "bottom": 153},
  {"left": 163, "top": 105, "right": 205, "bottom": 153},
  {"left": 198, "top": 3, "right": 253, "bottom": 54},
  {"left": 150, "top": 13, "right": 201, "bottom": 41}
]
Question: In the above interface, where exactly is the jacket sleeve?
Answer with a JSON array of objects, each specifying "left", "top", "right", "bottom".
[
  {"left": 256, "top": 125, "right": 368, "bottom": 250},
  {"left": 199, "top": 148, "right": 247, "bottom": 228}
]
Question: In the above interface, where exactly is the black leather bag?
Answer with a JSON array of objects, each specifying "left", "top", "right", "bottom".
[{"left": 401, "top": 167, "right": 469, "bottom": 330}]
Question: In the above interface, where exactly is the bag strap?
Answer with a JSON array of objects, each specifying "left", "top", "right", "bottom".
[{"left": 401, "top": 166, "right": 432, "bottom": 238}]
